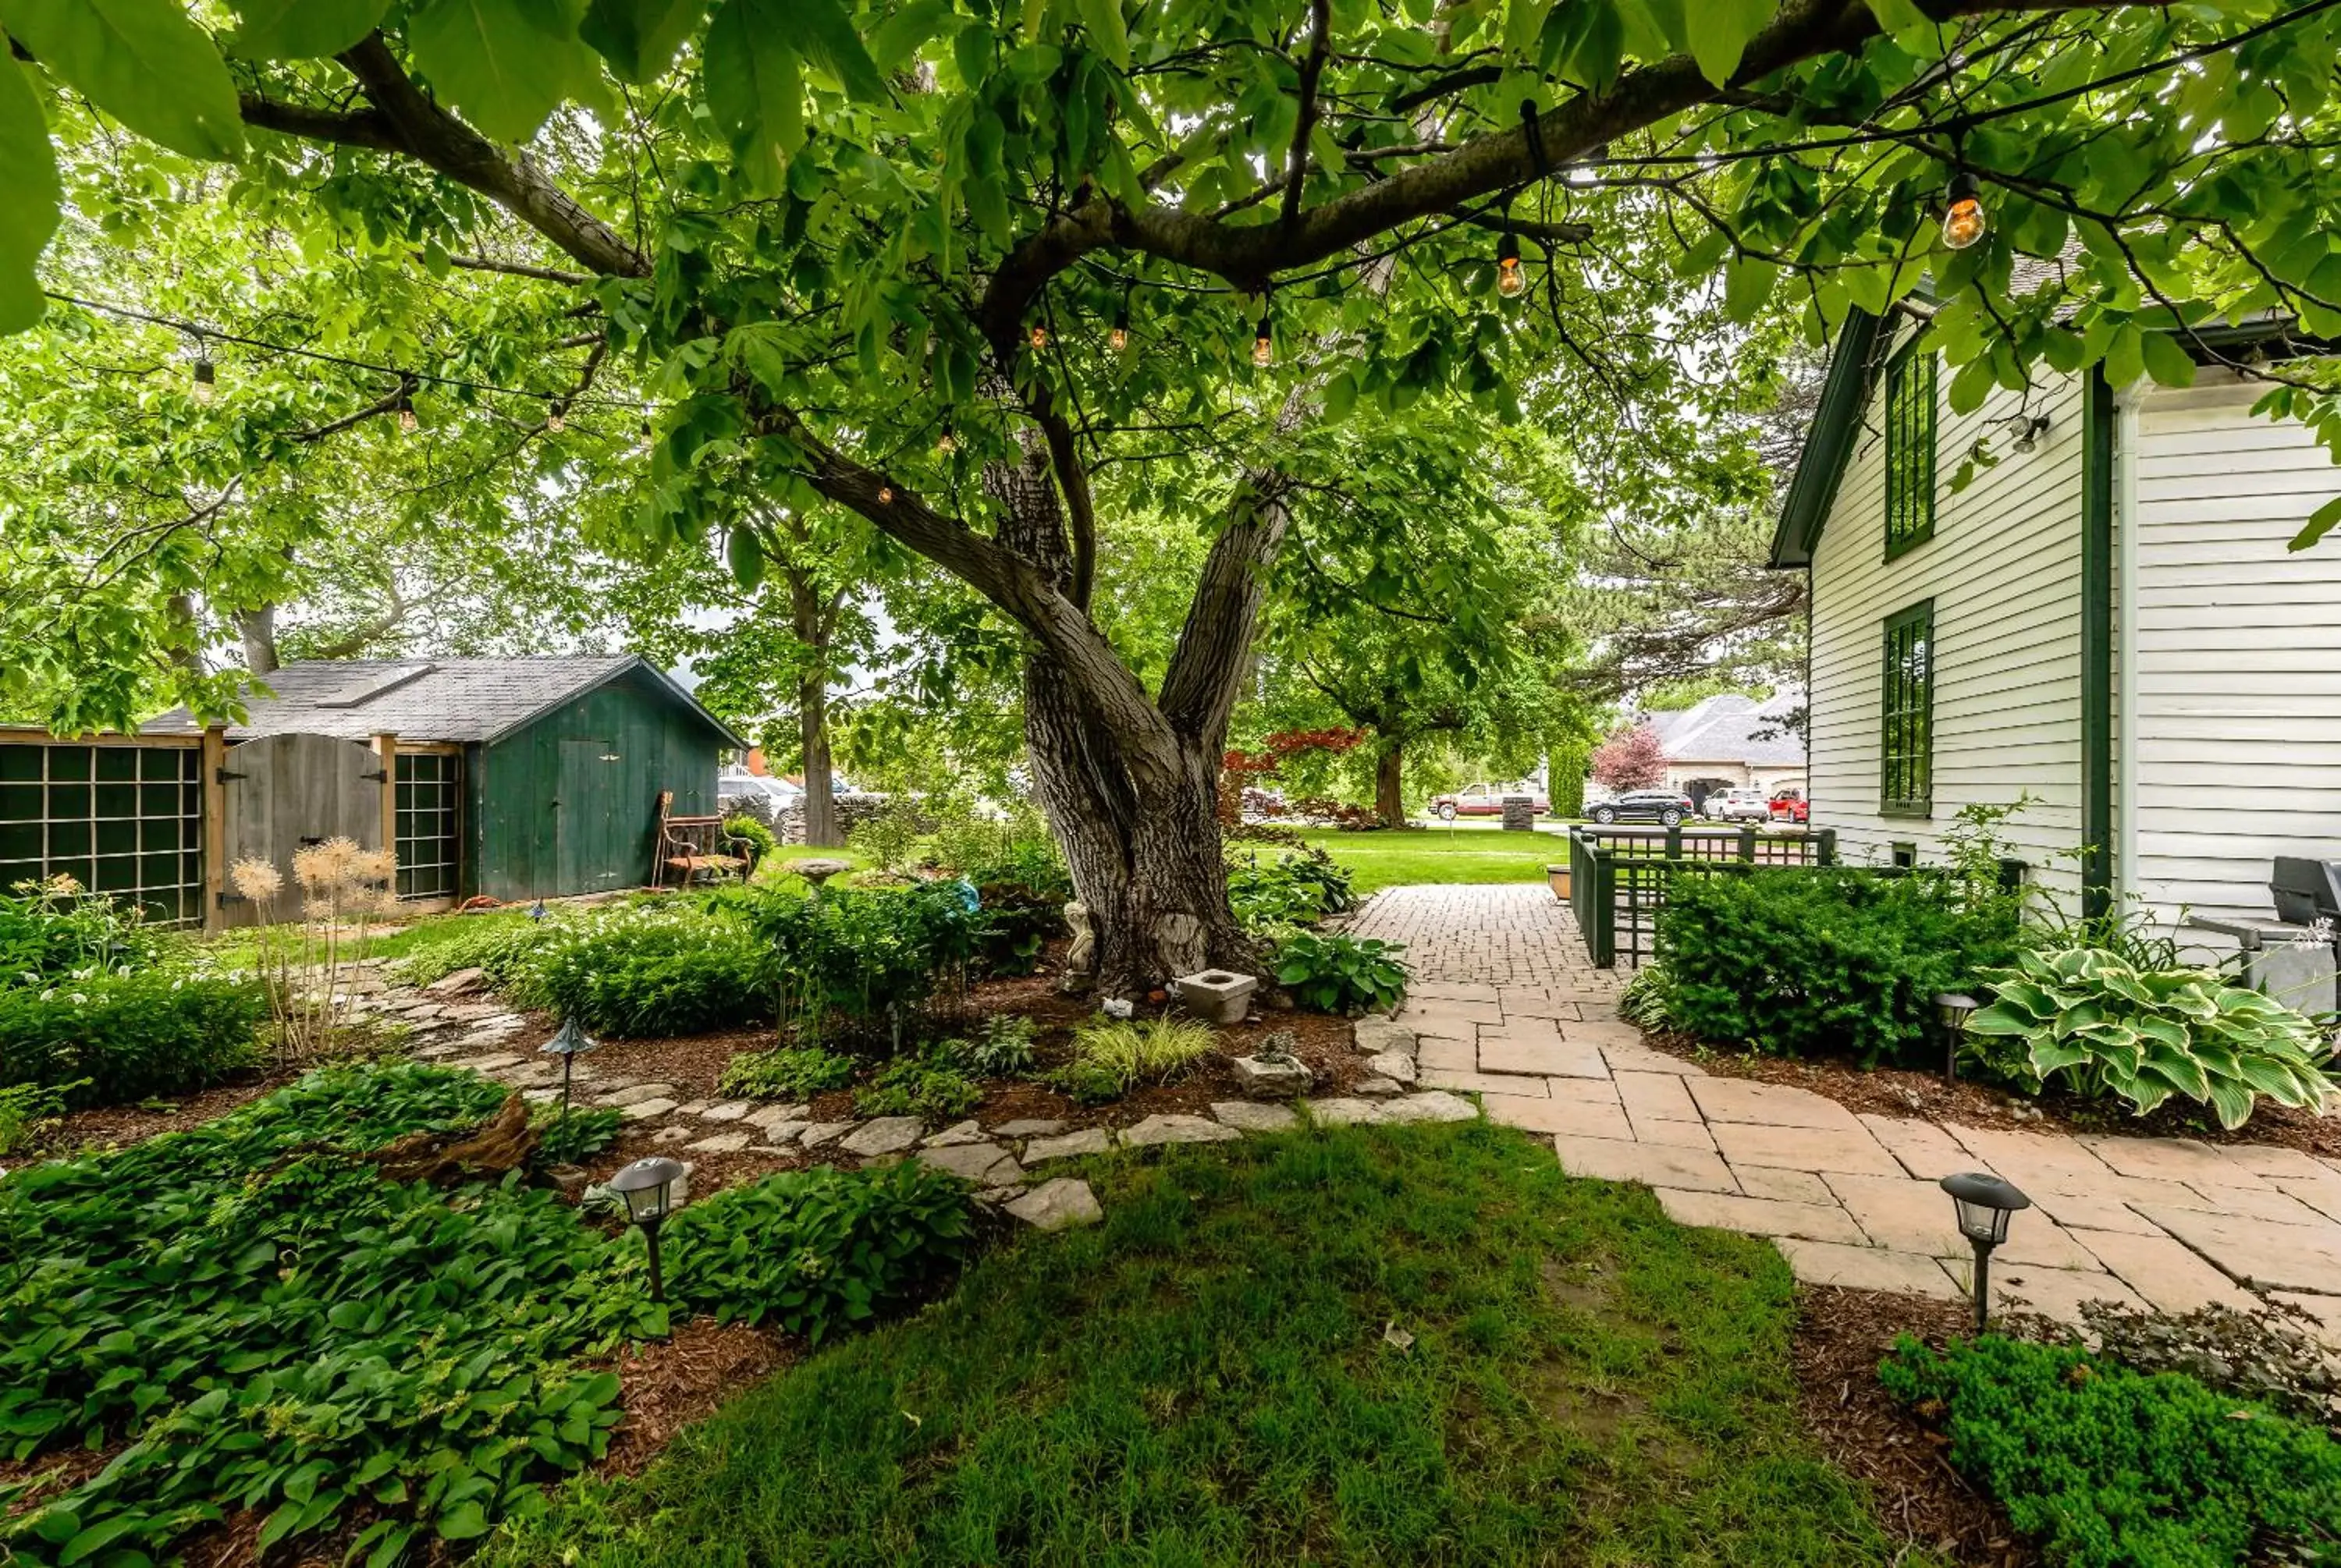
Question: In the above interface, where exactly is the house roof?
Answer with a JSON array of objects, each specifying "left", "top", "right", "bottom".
[
  {"left": 1645, "top": 691, "right": 1806, "bottom": 768},
  {"left": 143, "top": 656, "right": 748, "bottom": 749}
]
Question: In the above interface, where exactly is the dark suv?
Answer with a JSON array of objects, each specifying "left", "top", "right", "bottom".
[{"left": 1588, "top": 790, "right": 1694, "bottom": 827}]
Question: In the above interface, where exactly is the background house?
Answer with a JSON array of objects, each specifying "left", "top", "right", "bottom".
[
  {"left": 1771, "top": 301, "right": 2341, "bottom": 935},
  {"left": 1643, "top": 691, "right": 1809, "bottom": 808}
]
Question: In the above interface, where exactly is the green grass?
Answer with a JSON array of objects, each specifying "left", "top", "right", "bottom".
[
  {"left": 1298, "top": 824, "right": 1562, "bottom": 894},
  {"left": 485, "top": 1121, "right": 1904, "bottom": 1568}
]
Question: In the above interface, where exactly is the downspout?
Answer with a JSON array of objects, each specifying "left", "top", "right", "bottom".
[
  {"left": 2114, "top": 381, "right": 2144, "bottom": 913},
  {"left": 2079, "top": 367, "right": 2116, "bottom": 924}
]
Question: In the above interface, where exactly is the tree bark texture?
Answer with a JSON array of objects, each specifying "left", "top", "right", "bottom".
[
  {"left": 1375, "top": 742, "right": 1405, "bottom": 829},
  {"left": 786, "top": 565, "right": 843, "bottom": 847},
  {"left": 236, "top": 605, "right": 281, "bottom": 676}
]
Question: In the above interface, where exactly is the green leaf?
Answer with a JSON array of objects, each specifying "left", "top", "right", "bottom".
[
  {"left": 580, "top": 0, "right": 705, "bottom": 82},
  {"left": 2288, "top": 493, "right": 2341, "bottom": 552},
  {"left": 57, "top": 1513, "right": 146, "bottom": 1566},
  {"left": 790, "top": 0, "right": 884, "bottom": 101},
  {"left": 0, "top": 51, "right": 61, "bottom": 333},
  {"left": 437, "top": 1500, "right": 491, "bottom": 1541},
  {"left": 727, "top": 525, "right": 766, "bottom": 591},
  {"left": 0, "top": 0, "right": 245, "bottom": 158},
  {"left": 227, "top": 0, "right": 389, "bottom": 58},
  {"left": 1722, "top": 254, "right": 1776, "bottom": 323},
  {"left": 1686, "top": 0, "right": 1773, "bottom": 87},
  {"left": 407, "top": 0, "right": 599, "bottom": 144},
  {"left": 2139, "top": 330, "right": 2196, "bottom": 389},
  {"left": 704, "top": 0, "right": 804, "bottom": 183},
  {"left": 1074, "top": 0, "right": 1126, "bottom": 69}
]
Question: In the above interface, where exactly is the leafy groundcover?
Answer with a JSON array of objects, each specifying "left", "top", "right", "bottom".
[{"left": 0, "top": 1063, "right": 969, "bottom": 1567}]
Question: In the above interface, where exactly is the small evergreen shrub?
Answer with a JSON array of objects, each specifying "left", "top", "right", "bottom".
[
  {"left": 1880, "top": 1334, "right": 2341, "bottom": 1567},
  {"left": 853, "top": 1046, "right": 983, "bottom": 1121},
  {"left": 1657, "top": 867, "right": 2019, "bottom": 1066},
  {"left": 718, "top": 1047, "right": 856, "bottom": 1100},
  {"left": 1050, "top": 1015, "right": 1217, "bottom": 1103},
  {"left": 723, "top": 813, "right": 780, "bottom": 868},
  {"left": 1271, "top": 931, "right": 1409, "bottom": 1015},
  {"left": 666, "top": 1161, "right": 974, "bottom": 1341},
  {"left": 0, "top": 970, "right": 265, "bottom": 1105}
]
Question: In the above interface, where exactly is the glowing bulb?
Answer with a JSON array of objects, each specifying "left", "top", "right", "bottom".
[
  {"left": 191, "top": 358, "right": 215, "bottom": 403},
  {"left": 1110, "top": 296, "right": 1131, "bottom": 354},
  {"left": 936, "top": 424, "right": 957, "bottom": 454},
  {"left": 1029, "top": 323, "right": 1050, "bottom": 350},
  {"left": 878, "top": 485, "right": 893, "bottom": 502},
  {"left": 1251, "top": 310, "right": 1273, "bottom": 368},
  {"left": 396, "top": 392, "right": 418, "bottom": 434},
  {"left": 546, "top": 399, "right": 567, "bottom": 433},
  {"left": 1941, "top": 172, "right": 1988, "bottom": 251},
  {"left": 1495, "top": 231, "right": 1526, "bottom": 298}
]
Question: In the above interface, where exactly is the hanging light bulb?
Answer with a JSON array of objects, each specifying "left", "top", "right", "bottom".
[
  {"left": 936, "top": 422, "right": 957, "bottom": 454},
  {"left": 1109, "top": 297, "right": 1131, "bottom": 354},
  {"left": 1029, "top": 321, "right": 1050, "bottom": 351},
  {"left": 1495, "top": 229, "right": 1526, "bottom": 299},
  {"left": 1251, "top": 303, "right": 1273, "bottom": 368},
  {"left": 546, "top": 398, "right": 567, "bottom": 434},
  {"left": 1941, "top": 172, "right": 1988, "bottom": 250},
  {"left": 396, "top": 385, "right": 418, "bottom": 434},
  {"left": 878, "top": 484, "right": 893, "bottom": 503},
  {"left": 190, "top": 357, "right": 215, "bottom": 404}
]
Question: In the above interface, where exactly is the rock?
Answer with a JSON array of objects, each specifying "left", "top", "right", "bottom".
[
  {"left": 1007, "top": 1177, "right": 1103, "bottom": 1232},
  {"left": 602, "top": 1084, "right": 677, "bottom": 1107},
  {"left": 1102, "top": 997, "right": 1135, "bottom": 1020},
  {"left": 549, "top": 1165, "right": 589, "bottom": 1192},
  {"left": 1384, "top": 1091, "right": 1479, "bottom": 1124},
  {"left": 840, "top": 1117, "right": 924, "bottom": 1157},
  {"left": 798, "top": 1121, "right": 857, "bottom": 1148},
  {"left": 424, "top": 967, "right": 487, "bottom": 996},
  {"left": 917, "top": 1142, "right": 1025, "bottom": 1184},
  {"left": 673, "top": 1101, "right": 712, "bottom": 1117},
  {"left": 744, "top": 1103, "right": 811, "bottom": 1130},
  {"left": 411, "top": 1044, "right": 458, "bottom": 1060},
  {"left": 521, "top": 1087, "right": 560, "bottom": 1103},
  {"left": 754, "top": 1122, "right": 810, "bottom": 1146},
  {"left": 1362, "top": 1050, "right": 1418, "bottom": 1086},
  {"left": 1352, "top": 1076, "right": 1404, "bottom": 1096},
  {"left": 1024, "top": 1127, "right": 1113, "bottom": 1162},
  {"left": 1352, "top": 1016, "right": 1419, "bottom": 1058},
  {"left": 976, "top": 1183, "right": 1027, "bottom": 1206},
  {"left": 1210, "top": 1101, "right": 1298, "bottom": 1133},
  {"left": 700, "top": 1102, "right": 752, "bottom": 1122},
  {"left": 652, "top": 1126, "right": 692, "bottom": 1144},
  {"left": 991, "top": 1118, "right": 1067, "bottom": 1138},
  {"left": 922, "top": 1119, "right": 989, "bottom": 1147},
  {"left": 401, "top": 1002, "right": 446, "bottom": 1020},
  {"left": 1231, "top": 1054, "right": 1313, "bottom": 1099},
  {"left": 1121, "top": 1113, "right": 1241, "bottom": 1147},
  {"left": 1306, "top": 1097, "right": 1390, "bottom": 1126},
  {"left": 689, "top": 1131, "right": 751, "bottom": 1154},
  {"left": 621, "top": 1098, "right": 680, "bottom": 1121}
]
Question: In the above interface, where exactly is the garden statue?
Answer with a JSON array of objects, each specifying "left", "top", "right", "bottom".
[{"left": 1060, "top": 900, "right": 1095, "bottom": 992}]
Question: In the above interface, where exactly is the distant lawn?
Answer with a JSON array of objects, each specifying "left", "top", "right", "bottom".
[
  {"left": 485, "top": 1122, "right": 1899, "bottom": 1568},
  {"left": 1295, "top": 823, "right": 1563, "bottom": 894}
]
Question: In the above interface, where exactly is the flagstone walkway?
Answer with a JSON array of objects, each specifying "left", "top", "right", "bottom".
[{"left": 1362, "top": 884, "right": 2341, "bottom": 1341}]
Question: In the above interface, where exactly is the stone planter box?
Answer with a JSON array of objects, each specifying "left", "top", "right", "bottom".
[
  {"left": 1173, "top": 968, "right": 1258, "bottom": 1023},
  {"left": 1231, "top": 1054, "right": 1312, "bottom": 1098},
  {"left": 1546, "top": 863, "right": 1570, "bottom": 901}
]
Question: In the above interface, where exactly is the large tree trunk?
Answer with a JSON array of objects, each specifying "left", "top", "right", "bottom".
[
  {"left": 236, "top": 605, "right": 281, "bottom": 676},
  {"left": 786, "top": 566, "right": 841, "bottom": 847},
  {"left": 1375, "top": 740, "right": 1406, "bottom": 828}
]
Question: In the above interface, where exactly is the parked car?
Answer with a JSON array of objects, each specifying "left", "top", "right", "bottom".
[
  {"left": 1703, "top": 787, "right": 1772, "bottom": 822},
  {"left": 1431, "top": 781, "right": 1551, "bottom": 820},
  {"left": 1769, "top": 789, "right": 1810, "bottom": 825},
  {"left": 1587, "top": 790, "right": 1694, "bottom": 827}
]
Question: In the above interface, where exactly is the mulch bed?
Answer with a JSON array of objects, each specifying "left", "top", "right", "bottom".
[
  {"left": 1637, "top": 1026, "right": 2341, "bottom": 1160},
  {"left": 1791, "top": 1286, "right": 2036, "bottom": 1566},
  {"left": 597, "top": 1319, "right": 794, "bottom": 1477}
]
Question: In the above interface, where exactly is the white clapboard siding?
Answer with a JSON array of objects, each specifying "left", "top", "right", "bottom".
[
  {"left": 2130, "top": 373, "right": 2341, "bottom": 924},
  {"left": 1808, "top": 341, "right": 2087, "bottom": 897}
]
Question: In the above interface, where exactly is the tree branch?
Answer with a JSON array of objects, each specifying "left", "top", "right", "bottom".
[
  {"left": 238, "top": 94, "right": 403, "bottom": 152},
  {"left": 1279, "top": 0, "right": 1334, "bottom": 231}
]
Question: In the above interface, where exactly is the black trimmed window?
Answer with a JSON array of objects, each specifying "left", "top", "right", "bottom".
[
  {"left": 1881, "top": 601, "right": 1934, "bottom": 818},
  {"left": 1884, "top": 346, "right": 1938, "bottom": 559},
  {"left": 0, "top": 741, "right": 204, "bottom": 924},
  {"left": 394, "top": 751, "right": 460, "bottom": 900}
]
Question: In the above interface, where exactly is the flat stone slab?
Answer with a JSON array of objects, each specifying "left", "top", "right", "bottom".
[
  {"left": 1776, "top": 1238, "right": 1965, "bottom": 1300},
  {"left": 1121, "top": 1113, "right": 1240, "bottom": 1146},
  {"left": 1821, "top": 1172, "right": 2095, "bottom": 1270},
  {"left": 699, "top": 1102, "right": 752, "bottom": 1122},
  {"left": 2066, "top": 1226, "right": 2263, "bottom": 1314},
  {"left": 1420, "top": 1068, "right": 1548, "bottom": 1099},
  {"left": 1943, "top": 1124, "right": 2122, "bottom": 1194},
  {"left": 1656, "top": 1188, "right": 1869, "bottom": 1246},
  {"left": 1477, "top": 1034, "right": 1611, "bottom": 1078},
  {"left": 688, "top": 1131, "right": 752, "bottom": 1154},
  {"left": 673, "top": 1101, "right": 712, "bottom": 1117},
  {"left": 923, "top": 1119, "right": 989, "bottom": 1147},
  {"left": 1414, "top": 1037, "right": 1477, "bottom": 1073},
  {"left": 744, "top": 1103, "right": 812, "bottom": 1129},
  {"left": 2080, "top": 1133, "right": 2273, "bottom": 1190},
  {"left": 1707, "top": 1119, "right": 1901, "bottom": 1177},
  {"left": 1211, "top": 1101, "right": 1298, "bottom": 1133},
  {"left": 1007, "top": 1177, "right": 1103, "bottom": 1232},
  {"left": 1686, "top": 1077, "right": 1862, "bottom": 1130},
  {"left": 1632, "top": 1117, "right": 1717, "bottom": 1151},
  {"left": 1554, "top": 1134, "right": 1736, "bottom": 1194},
  {"left": 1858, "top": 1114, "right": 1971, "bottom": 1181},
  {"left": 1558, "top": 1020, "right": 1645, "bottom": 1051},
  {"left": 602, "top": 1083, "right": 678, "bottom": 1107},
  {"left": 1613, "top": 1071, "right": 1696, "bottom": 1124},
  {"left": 1352, "top": 1075, "right": 1404, "bottom": 1096},
  {"left": 462, "top": 1053, "right": 522, "bottom": 1072},
  {"left": 1983, "top": 1264, "right": 2147, "bottom": 1321},
  {"left": 2140, "top": 1206, "right": 2341, "bottom": 1295},
  {"left": 1734, "top": 1165, "right": 1835, "bottom": 1205},
  {"left": 918, "top": 1142, "right": 1025, "bottom": 1184},
  {"left": 1352, "top": 1017, "right": 1418, "bottom": 1058},
  {"left": 620, "top": 1098, "right": 679, "bottom": 1121},
  {"left": 1483, "top": 1093, "right": 1632, "bottom": 1142},
  {"left": 840, "top": 1117, "right": 925, "bottom": 1157},
  {"left": 992, "top": 1118, "right": 1066, "bottom": 1138},
  {"left": 1600, "top": 1043, "right": 1706, "bottom": 1077},
  {"left": 1306, "top": 1098, "right": 1391, "bottom": 1126},
  {"left": 1025, "top": 1127, "right": 1113, "bottom": 1162},
  {"left": 752, "top": 1121, "right": 810, "bottom": 1146},
  {"left": 1408, "top": 979, "right": 1501, "bottom": 1003},
  {"left": 798, "top": 1121, "right": 858, "bottom": 1148},
  {"left": 1382, "top": 1091, "right": 1478, "bottom": 1124}
]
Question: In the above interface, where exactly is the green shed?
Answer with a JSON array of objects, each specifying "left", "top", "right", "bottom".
[{"left": 146, "top": 656, "right": 744, "bottom": 907}]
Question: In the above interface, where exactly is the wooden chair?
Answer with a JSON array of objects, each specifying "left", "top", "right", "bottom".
[{"left": 654, "top": 790, "right": 753, "bottom": 889}]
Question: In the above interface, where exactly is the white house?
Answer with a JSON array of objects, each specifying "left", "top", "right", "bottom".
[
  {"left": 1771, "top": 301, "right": 2341, "bottom": 935},
  {"left": 1643, "top": 690, "right": 1808, "bottom": 807}
]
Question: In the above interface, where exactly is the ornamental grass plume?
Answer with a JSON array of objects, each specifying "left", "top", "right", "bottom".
[{"left": 236, "top": 837, "right": 403, "bottom": 1065}]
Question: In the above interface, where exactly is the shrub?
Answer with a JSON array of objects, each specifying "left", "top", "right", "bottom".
[
  {"left": 742, "top": 883, "right": 980, "bottom": 1051},
  {"left": 1618, "top": 964, "right": 1675, "bottom": 1031},
  {"left": 1962, "top": 945, "right": 2336, "bottom": 1128},
  {"left": 944, "top": 1013, "right": 1038, "bottom": 1077},
  {"left": 1272, "top": 931, "right": 1409, "bottom": 1015},
  {"left": 718, "top": 1047, "right": 857, "bottom": 1100},
  {"left": 505, "top": 903, "right": 771, "bottom": 1038},
  {"left": 533, "top": 1105, "right": 625, "bottom": 1165},
  {"left": 0, "top": 878, "right": 173, "bottom": 983},
  {"left": 853, "top": 1046, "right": 983, "bottom": 1121},
  {"left": 1227, "top": 846, "right": 1356, "bottom": 935},
  {"left": 396, "top": 913, "right": 556, "bottom": 987},
  {"left": 723, "top": 813, "right": 780, "bottom": 868},
  {"left": 0, "top": 1079, "right": 74, "bottom": 1158},
  {"left": 666, "top": 1161, "right": 973, "bottom": 1342},
  {"left": 1050, "top": 1015, "right": 1217, "bottom": 1103},
  {"left": 1879, "top": 1334, "right": 2341, "bottom": 1567},
  {"left": 848, "top": 796, "right": 929, "bottom": 874},
  {"left": 972, "top": 881, "right": 1064, "bottom": 976},
  {"left": 0, "top": 969, "right": 265, "bottom": 1105},
  {"left": 1656, "top": 867, "right": 2020, "bottom": 1066}
]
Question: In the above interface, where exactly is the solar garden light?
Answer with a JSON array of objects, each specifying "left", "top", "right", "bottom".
[
  {"left": 608, "top": 1156, "right": 685, "bottom": 1304},
  {"left": 1939, "top": 1172, "right": 2031, "bottom": 1334},
  {"left": 1933, "top": 992, "right": 1980, "bottom": 1083},
  {"left": 540, "top": 1014, "right": 598, "bottom": 1116}
]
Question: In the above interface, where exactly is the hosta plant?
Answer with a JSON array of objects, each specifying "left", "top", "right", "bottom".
[
  {"left": 1963, "top": 946, "right": 2338, "bottom": 1130},
  {"left": 1272, "top": 932, "right": 1409, "bottom": 1016}
]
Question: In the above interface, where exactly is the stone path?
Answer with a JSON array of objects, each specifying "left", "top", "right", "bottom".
[{"left": 1362, "top": 885, "right": 2341, "bottom": 1343}]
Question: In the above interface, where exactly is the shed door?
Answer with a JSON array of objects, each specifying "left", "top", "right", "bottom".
[
  {"left": 556, "top": 737, "right": 624, "bottom": 895},
  {"left": 221, "top": 733, "right": 385, "bottom": 928}
]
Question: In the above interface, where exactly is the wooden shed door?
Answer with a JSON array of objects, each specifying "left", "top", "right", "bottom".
[
  {"left": 220, "top": 733, "right": 385, "bottom": 927},
  {"left": 556, "top": 737, "right": 624, "bottom": 895}
]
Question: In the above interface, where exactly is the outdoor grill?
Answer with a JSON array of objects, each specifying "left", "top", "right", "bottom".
[
  {"left": 2272, "top": 857, "right": 2341, "bottom": 928},
  {"left": 2189, "top": 857, "right": 2341, "bottom": 1019}
]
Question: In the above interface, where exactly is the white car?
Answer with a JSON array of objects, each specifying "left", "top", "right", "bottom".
[{"left": 1705, "top": 787, "right": 1772, "bottom": 822}]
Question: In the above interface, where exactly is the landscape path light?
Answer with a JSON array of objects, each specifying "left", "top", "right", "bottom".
[
  {"left": 1940, "top": 1171, "right": 2030, "bottom": 1334},
  {"left": 609, "top": 1156, "right": 686, "bottom": 1303},
  {"left": 541, "top": 1014, "right": 598, "bottom": 1116},
  {"left": 1934, "top": 992, "right": 1979, "bottom": 1083}
]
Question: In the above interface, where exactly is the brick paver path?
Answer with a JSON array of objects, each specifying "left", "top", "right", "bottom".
[{"left": 1357, "top": 885, "right": 2341, "bottom": 1343}]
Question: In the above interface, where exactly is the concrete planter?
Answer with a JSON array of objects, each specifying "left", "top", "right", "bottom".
[
  {"left": 1231, "top": 1054, "right": 1312, "bottom": 1098},
  {"left": 1546, "top": 863, "right": 1571, "bottom": 901},
  {"left": 1173, "top": 968, "right": 1258, "bottom": 1023}
]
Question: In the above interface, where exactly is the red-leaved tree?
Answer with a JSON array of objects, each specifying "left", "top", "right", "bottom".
[{"left": 1590, "top": 722, "right": 1668, "bottom": 792}]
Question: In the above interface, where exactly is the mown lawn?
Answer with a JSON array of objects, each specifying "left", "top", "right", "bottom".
[
  {"left": 1298, "top": 823, "right": 1563, "bottom": 894},
  {"left": 485, "top": 1121, "right": 1904, "bottom": 1567}
]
